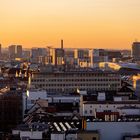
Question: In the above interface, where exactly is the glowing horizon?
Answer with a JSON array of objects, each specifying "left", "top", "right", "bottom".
[{"left": 0, "top": 0, "right": 140, "bottom": 49}]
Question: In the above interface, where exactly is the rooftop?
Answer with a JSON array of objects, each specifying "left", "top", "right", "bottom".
[{"left": 83, "top": 100, "right": 140, "bottom": 104}]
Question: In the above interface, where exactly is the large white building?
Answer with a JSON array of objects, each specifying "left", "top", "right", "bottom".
[
  {"left": 28, "top": 70, "right": 121, "bottom": 94},
  {"left": 79, "top": 91, "right": 140, "bottom": 122},
  {"left": 22, "top": 90, "right": 80, "bottom": 116},
  {"left": 80, "top": 100, "right": 140, "bottom": 118}
]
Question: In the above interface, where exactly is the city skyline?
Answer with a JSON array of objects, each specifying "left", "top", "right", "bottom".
[{"left": 0, "top": 0, "right": 140, "bottom": 49}]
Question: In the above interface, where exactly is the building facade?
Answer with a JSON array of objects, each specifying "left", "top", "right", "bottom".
[
  {"left": 29, "top": 71, "right": 121, "bottom": 94},
  {"left": 8, "top": 45, "right": 23, "bottom": 59}
]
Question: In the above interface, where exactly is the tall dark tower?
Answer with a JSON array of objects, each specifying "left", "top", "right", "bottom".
[{"left": 61, "top": 39, "right": 63, "bottom": 49}]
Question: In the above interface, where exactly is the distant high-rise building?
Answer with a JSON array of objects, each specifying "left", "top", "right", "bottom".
[
  {"left": 53, "top": 48, "right": 65, "bottom": 66},
  {"left": 9, "top": 45, "right": 16, "bottom": 59},
  {"left": 31, "top": 48, "right": 47, "bottom": 63},
  {"left": 31, "top": 48, "right": 39, "bottom": 63},
  {"left": 93, "top": 49, "right": 108, "bottom": 67},
  {"left": 74, "top": 49, "right": 90, "bottom": 67},
  {"left": 74, "top": 49, "right": 89, "bottom": 59},
  {"left": 31, "top": 48, "right": 47, "bottom": 58},
  {"left": 92, "top": 49, "right": 122, "bottom": 66},
  {"left": 31, "top": 48, "right": 39, "bottom": 58},
  {"left": 89, "top": 49, "right": 94, "bottom": 67},
  {"left": 51, "top": 40, "right": 65, "bottom": 66},
  {"left": 22, "top": 51, "right": 30, "bottom": 59},
  {"left": 132, "top": 42, "right": 140, "bottom": 60},
  {"left": 64, "top": 49, "right": 75, "bottom": 67},
  {"left": 45, "top": 47, "right": 53, "bottom": 64},
  {"left": 16, "top": 45, "right": 22, "bottom": 58},
  {"left": 38, "top": 48, "right": 47, "bottom": 56},
  {"left": 8, "top": 45, "right": 23, "bottom": 59}
]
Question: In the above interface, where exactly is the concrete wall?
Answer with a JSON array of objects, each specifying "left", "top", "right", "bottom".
[
  {"left": 77, "top": 132, "right": 99, "bottom": 140},
  {"left": 118, "top": 108, "right": 140, "bottom": 115},
  {"left": 51, "top": 133, "right": 65, "bottom": 140},
  {"left": 20, "top": 131, "right": 42, "bottom": 139}
]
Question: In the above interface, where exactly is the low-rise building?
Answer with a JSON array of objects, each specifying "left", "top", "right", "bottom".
[{"left": 12, "top": 123, "right": 48, "bottom": 140}]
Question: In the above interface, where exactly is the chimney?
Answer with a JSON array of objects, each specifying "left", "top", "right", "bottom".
[{"left": 61, "top": 39, "right": 63, "bottom": 49}]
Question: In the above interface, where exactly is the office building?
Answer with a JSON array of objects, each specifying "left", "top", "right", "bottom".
[
  {"left": 22, "top": 50, "right": 30, "bottom": 59},
  {"left": 93, "top": 49, "right": 122, "bottom": 67},
  {"left": 64, "top": 49, "right": 75, "bottom": 67},
  {"left": 9, "top": 45, "right": 16, "bottom": 59},
  {"left": 74, "top": 49, "right": 90, "bottom": 67},
  {"left": 8, "top": 45, "right": 23, "bottom": 59},
  {"left": 29, "top": 70, "right": 121, "bottom": 93},
  {"left": 93, "top": 49, "right": 108, "bottom": 67},
  {"left": 16, "top": 45, "right": 22, "bottom": 58},
  {"left": 31, "top": 48, "right": 47, "bottom": 63},
  {"left": 55, "top": 40, "right": 65, "bottom": 66},
  {"left": 107, "top": 50, "right": 122, "bottom": 61},
  {"left": 53, "top": 48, "right": 65, "bottom": 66}
]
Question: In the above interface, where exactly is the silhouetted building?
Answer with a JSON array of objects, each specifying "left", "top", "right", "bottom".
[
  {"left": 74, "top": 49, "right": 90, "bottom": 67},
  {"left": 107, "top": 50, "right": 122, "bottom": 61},
  {"left": 31, "top": 48, "right": 47, "bottom": 63},
  {"left": 53, "top": 48, "right": 65, "bottom": 66},
  {"left": 132, "top": 42, "right": 140, "bottom": 60},
  {"left": 9, "top": 45, "right": 16, "bottom": 59},
  {"left": 8, "top": 45, "right": 23, "bottom": 59},
  {"left": 93, "top": 49, "right": 122, "bottom": 65},
  {"left": 64, "top": 49, "right": 75, "bottom": 68},
  {"left": 51, "top": 40, "right": 65, "bottom": 66},
  {"left": 0, "top": 44, "right": 1, "bottom": 55},
  {"left": 93, "top": 49, "right": 108, "bottom": 66},
  {"left": 16, "top": 45, "right": 22, "bottom": 58},
  {"left": 22, "top": 50, "right": 30, "bottom": 59},
  {"left": 0, "top": 88, "right": 22, "bottom": 131}
]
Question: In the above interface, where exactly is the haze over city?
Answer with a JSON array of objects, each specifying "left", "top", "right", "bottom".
[{"left": 0, "top": 0, "right": 140, "bottom": 49}]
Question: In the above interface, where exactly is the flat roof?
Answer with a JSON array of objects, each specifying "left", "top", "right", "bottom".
[{"left": 83, "top": 101, "right": 140, "bottom": 104}]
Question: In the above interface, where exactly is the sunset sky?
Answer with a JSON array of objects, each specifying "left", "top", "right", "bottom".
[{"left": 0, "top": 0, "right": 140, "bottom": 49}]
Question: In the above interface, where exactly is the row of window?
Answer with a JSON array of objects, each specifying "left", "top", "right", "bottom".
[
  {"left": 89, "top": 105, "right": 116, "bottom": 108},
  {"left": 84, "top": 105, "right": 139, "bottom": 114},
  {"left": 35, "top": 83, "right": 120, "bottom": 87},
  {"left": 34, "top": 86, "right": 119, "bottom": 92},
  {"left": 32, "top": 78, "right": 120, "bottom": 82},
  {"left": 84, "top": 110, "right": 112, "bottom": 114},
  {"left": 35, "top": 73, "right": 119, "bottom": 77}
]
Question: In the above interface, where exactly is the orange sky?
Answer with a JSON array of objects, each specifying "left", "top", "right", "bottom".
[{"left": 0, "top": 0, "right": 140, "bottom": 49}]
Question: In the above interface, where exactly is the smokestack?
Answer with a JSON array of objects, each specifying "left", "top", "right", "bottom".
[{"left": 61, "top": 39, "right": 63, "bottom": 49}]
